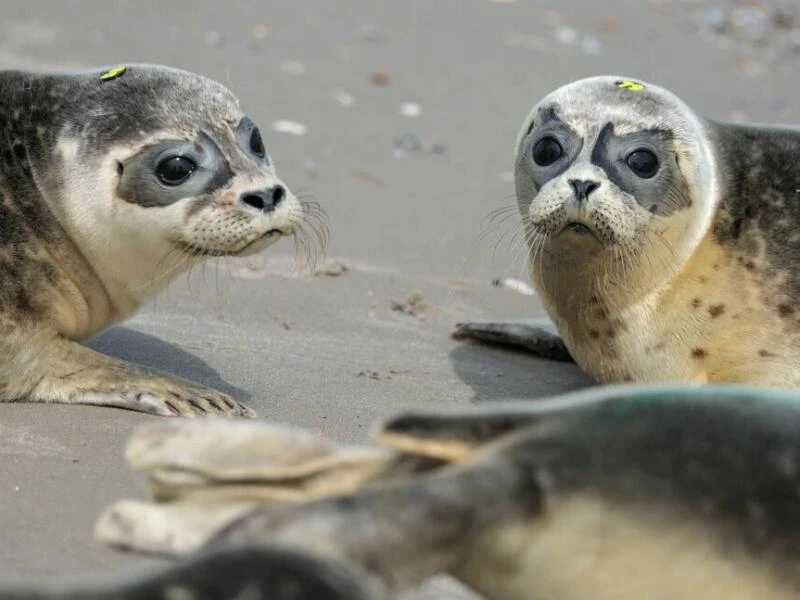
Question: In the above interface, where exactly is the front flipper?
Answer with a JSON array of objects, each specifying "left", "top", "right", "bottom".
[
  {"left": 0, "top": 335, "right": 254, "bottom": 417},
  {"left": 452, "top": 318, "right": 573, "bottom": 362},
  {"left": 121, "top": 419, "right": 424, "bottom": 501}
]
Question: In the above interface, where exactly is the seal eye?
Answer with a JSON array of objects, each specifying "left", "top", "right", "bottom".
[
  {"left": 249, "top": 127, "right": 266, "bottom": 159},
  {"left": 156, "top": 156, "right": 196, "bottom": 186},
  {"left": 532, "top": 136, "right": 563, "bottom": 166},
  {"left": 626, "top": 149, "right": 659, "bottom": 178}
]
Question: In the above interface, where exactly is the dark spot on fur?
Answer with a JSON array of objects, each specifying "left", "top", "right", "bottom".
[
  {"left": 759, "top": 349, "right": 777, "bottom": 358},
  {"left": 699, "top": 276, "right": 708, "bottom": 283},
  {"left": 589, "top": 329, "right": 600, "bottom": 339},
  {"left": 745, "top": 260, "right": 756, "bottom": 271},
  {"left": 778, "top": 304, "right": 795, "bottom": 318},
  {"left": 692, "top": 348, "right": 707, "bottom": 359},
  {"left": 708, "top": 304, "right": 725, "bottom": 318},
  {"left": 731, "top": 218, "right": 743, "bottom": 240},
  {"left": 187, "top": 399, "right": 207, "bottom": 414},
  {"left": 606, "top": 328, "right": 616, "bottom": 339},
  {"left": 691, "top": 298, "right": 701, "bottom": 309}
]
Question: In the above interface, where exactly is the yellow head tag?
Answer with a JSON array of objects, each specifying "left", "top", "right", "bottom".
[
  {"left": 100, "top": 66, "right": 127, "bottom": 82},
  {"left": 616, "top": 80, "right": 645, "bottom": 92}
]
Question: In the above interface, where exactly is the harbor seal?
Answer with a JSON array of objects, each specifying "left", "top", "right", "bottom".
[
  {"left": 0, "top": 64, "right": 325, "bottom": 417},
  {"left": 95, "top": 384, "right": 800, "bottom": 599},
  {"left": 454, "top": 75, "right": 800, "bottom": 388}
]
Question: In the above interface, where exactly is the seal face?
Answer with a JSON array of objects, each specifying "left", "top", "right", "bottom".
[
  {"left": 0, "top": 63, "right": 325, "bottom": 417},
  {"left": 457, "top": 75, "right": 800, "bottom": 389}
]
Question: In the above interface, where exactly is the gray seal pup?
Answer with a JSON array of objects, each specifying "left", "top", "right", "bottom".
[
  {"left": 0, "top": 64, "right": 325, "bottom": 417},
  {"left": 454, "top": 76, "right": 800, "bottom": 388},
  {"left": 95, "top": 383, "right": 800, "bottom": 599}
]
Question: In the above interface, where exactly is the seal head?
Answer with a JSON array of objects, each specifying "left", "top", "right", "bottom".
[{"left": 514, "top": 76, "right": 716, "bottom": 306}]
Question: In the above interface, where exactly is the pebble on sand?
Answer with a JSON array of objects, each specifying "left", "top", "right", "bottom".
[
  {"left": 279, "top": 59, "right": 306, "bottom": 76},
  {"left": 399, "top": 102, "right": 422, "bottom": 117},
  {"left": 331, "top": 88, "right": 355, "bottom": 107},
  {"left": 271, "top": 120, "right": 308, "bottom": 136},
  {"left": 493, "top": 277, "right": 536, "bottom": 296},
  {"left": 369, "top": 71, "right": 392, "bottom": 86},
  {"left": 251, "top": 23, "right": 269, "bottom": 39}
]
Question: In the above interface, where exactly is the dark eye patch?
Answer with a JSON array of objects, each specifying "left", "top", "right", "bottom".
[
  {"left": 116, "top": 133, "right": 233, "bottom": 208},
  {"left": 236, "top": 117, "right": 269, "bottom": 164},
  {"left": 590, "top": 123, "right": 691, "bottom": 215},
  {"left": 518, "top": 114, "right": 583, "bottom": 191}
]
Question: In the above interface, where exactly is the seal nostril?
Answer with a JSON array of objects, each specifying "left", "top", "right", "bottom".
[
  {"left": 272, "top": 185, "right": 285, "bottom": 205},
  {"left": 242, "top": 194, "right": 266, "bottom": 211},
  {"left": 569, "top": 179, "right": 600, "bottom": 201}
]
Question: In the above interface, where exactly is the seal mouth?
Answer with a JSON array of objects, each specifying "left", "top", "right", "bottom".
[
  {"left": 179, "top": 229, "right": 287, "bottom": 257},
  {"left": 564, "top": 222, "right": 592, "bottom": 235}
]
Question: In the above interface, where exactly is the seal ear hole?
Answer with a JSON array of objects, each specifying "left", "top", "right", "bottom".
[{"left": 116, "top": 162, "right": 123, "bottom": 177}]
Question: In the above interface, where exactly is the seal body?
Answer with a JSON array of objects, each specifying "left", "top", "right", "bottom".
[
  {"left": 0, "top": 64, "right": 317, "bottom": 416},
  {"left": 458, "top": 76, "right": 800, "bottom": 389}
]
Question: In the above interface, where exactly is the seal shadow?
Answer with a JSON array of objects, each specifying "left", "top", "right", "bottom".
[
  {"left": 449, "top": 342, "right": 596, "bottom": 402},
  {"left": 84, "top": 326, "right": 251, "bottom": 402}
]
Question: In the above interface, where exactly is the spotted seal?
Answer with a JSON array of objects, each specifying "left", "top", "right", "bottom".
[
  {"left": 96, "top": 384, "right": 800, "bottom": 599},
  {"left": 454, "top": 75, "right": 800, "bottom": 388},
  {"left": 0, "top": 64, "right": 325, "bottom": 417}
]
